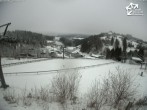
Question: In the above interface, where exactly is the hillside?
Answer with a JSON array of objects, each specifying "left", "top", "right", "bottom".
[
  {"left": 5, "top": 30, "right": 55, "bottom": 46},
  {"left": 1, "top": 30, "right": 146, "bottom": 60},
  {"left": 78, "top": 31, "right": 147, "bottom": 61},
  {"left": 0, "top": 30, "right": 55, "bottom": 57}
]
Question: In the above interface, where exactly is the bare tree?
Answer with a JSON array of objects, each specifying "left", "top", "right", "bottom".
[
  {"left": 87, "top": 67, "right": 137, "bottom": 110},
  {"left": 51, "top": 70, "right": 81, "bottom": 104},
  {"left": 106, "top": 67, "right": 137, "bottom": 109},
  {"left": 87, "top": 80, "right": 109, "bottom": 110}
]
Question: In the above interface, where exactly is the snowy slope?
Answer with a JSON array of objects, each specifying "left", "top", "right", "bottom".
[{"left": 100, "top": 33, "right": 140, "bottom": 52}]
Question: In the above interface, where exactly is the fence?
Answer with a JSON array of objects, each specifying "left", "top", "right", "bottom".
[
  {"left": 4, "top": 62, "right": 116, "bottom": 75},
  {"left": 2, "top": 57, "right": 104, "bottom": 68},
  {"left": 2, "top": 58, "right": 50, "bottom": 68}
]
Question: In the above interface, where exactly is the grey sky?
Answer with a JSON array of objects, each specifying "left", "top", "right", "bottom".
[{"left": 0, "top": 0, "right": 147, "bottom": 40}]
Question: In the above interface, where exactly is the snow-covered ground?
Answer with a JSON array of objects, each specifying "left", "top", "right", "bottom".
[
  {"left": 1, "top": 58, "right": 46, "bottom": 65},
  {"left": 3, "top": 59, "right": 113, "bottom": 73},
  {"left": 0, "top": 59, "right": 147, "bottom": 110},
  {"left": 3, "top": 60, "right": 147, "bottom": 95}
]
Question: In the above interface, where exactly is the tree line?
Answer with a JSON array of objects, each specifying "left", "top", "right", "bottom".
[
  {"left": 0, "top": 30, "right": 55, "bottom": 57},
  {"left": 6, "top": 30, "right": 47, "bottom": 46}
]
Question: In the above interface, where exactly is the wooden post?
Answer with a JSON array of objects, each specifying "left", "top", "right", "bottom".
[
  {"left": 63, "top": 47, "right": 64, "bottom": 59},
  {"left": 0, "top": 54, "right": 9, "bottom": 88}
]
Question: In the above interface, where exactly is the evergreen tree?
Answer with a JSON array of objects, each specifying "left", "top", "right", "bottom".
[
  {"left": 95, "top": 37, "right": 103, "bottom": 52},
  {"left": 106, "top": 48, "right": 111, "bottom": 59},
  {"left": 122, "top": 37, "right": 127, "bottom": 62},
  {"left": 138, "top": 46, "right": 144, "bottom": 61},
  {"left": 114, "top": 47, "right": 122, "bottom": 61},
  {"left": 110, "top": 48, "right": 115, "bottom": 59},
  {"left": 111, "top": 37, "right": 114, "bottom": 46},
  {"left": 123, "top": 37, "right": 127, "bottom": 52},
  {"left": 114, "top": 39, "right": 119, "bottom": 49},
  {"left": 80, "top": 39, "right": 89, "bottom": 53}
]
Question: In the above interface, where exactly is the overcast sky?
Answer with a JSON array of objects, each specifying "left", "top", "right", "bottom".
[{"left": 0, "top": 0, "right": 147, "bottom": 40}]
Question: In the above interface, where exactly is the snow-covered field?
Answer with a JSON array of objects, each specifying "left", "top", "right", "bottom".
[
  {"left": 3, "top": 59, "right": 113, "bottom": 73},
  {"left": 0, "top": 58, "right": 147, "bottom": 110},
  {"left": 1, "top": 58, "right": 46, "bottom": 65}
]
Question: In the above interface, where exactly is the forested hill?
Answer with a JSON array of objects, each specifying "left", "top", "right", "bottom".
[
  {"left": 5, "top": 30, "right": 54, "bottom": 46},
  {"left": 80, "top": 35, "right": 103, "bottom": 53},
  {"left": 79, "top": 32, "right": 147, "bottom": 61}
]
